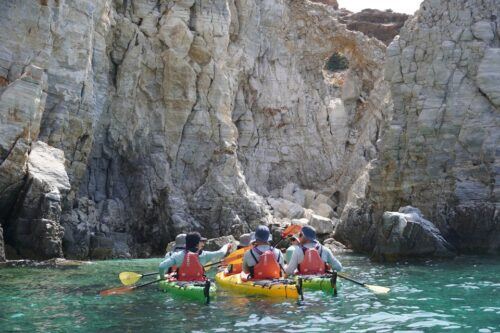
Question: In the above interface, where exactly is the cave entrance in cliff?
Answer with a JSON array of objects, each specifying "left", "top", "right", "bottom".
[{"left": 322, "top": 52, "right": 349, "bottom": 87}]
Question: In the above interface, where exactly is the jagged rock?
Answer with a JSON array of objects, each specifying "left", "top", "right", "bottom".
[
  {"left": 372, "top": 206, "right": 456, "bottom": 261},
  {"left": 0, "top": 65, "right": 46, "bottom": 221},
  {"left": 268, "top": 198, "right": 305, "bottom": 219},
  {"left": 290, "top": 218, "right": 309, "bottom": 227},
  {"left": 203, "top": 235, "right": 237, "bottom": 252},
  {"left": 5, "top": 141, "right": 69, "bottom": 259},
  {"left": 280, "top": 183, "right": 336, "bottom": 218},
  {"left": 311, "top": 203, "right": 335, "bottom": 218},
  {"left": 281, "top": 183, "right": 306, "bottom": 207},
  {"left": 309, "top": 214, "right": 336, "bottom": 235},
  {"left": 89, "top": 234, "right": 114, "bottom": 260},
  {"left": 471, "top": 21, "right": 495, "bottom": 42},
  {"left": 477, "top": 48, "right": 500, "bottom": 107},
  {"left": 323, "top": 238, "right": 351, "bottom": 254}
]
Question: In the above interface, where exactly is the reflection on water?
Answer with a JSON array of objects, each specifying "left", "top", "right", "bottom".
[{"left": 1, "top": 255, "right": 499, "bottom": 332}]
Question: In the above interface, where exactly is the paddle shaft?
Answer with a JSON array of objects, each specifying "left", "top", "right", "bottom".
[
  {"left": 134, "top": 278, "right": 162, "bottom": 289},
  {"left": 336, "top": 272, "right": 366, "bottom": 287}
]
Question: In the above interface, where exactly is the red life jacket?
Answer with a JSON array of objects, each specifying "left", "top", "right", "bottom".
[
  {"left": 250, "top": 247, "right": 281, "bottom": 280},
  {"left": 225, "top": 262, "right": 243, "bottom": 276},
  {"left": 298, "top": 244, "right": 326, "bottom": 275},
  {"left": 177, "top": 251, "right": 206, "bottom": 281}
]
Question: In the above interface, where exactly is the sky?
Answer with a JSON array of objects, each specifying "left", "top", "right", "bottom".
[{"left": 338, "top": 0, "right": 422, "bottom": 14}]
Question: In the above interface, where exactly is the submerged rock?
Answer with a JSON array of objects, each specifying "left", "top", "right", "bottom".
[{"left": 372, "top": 207, "right": 455, "bottom": 261}]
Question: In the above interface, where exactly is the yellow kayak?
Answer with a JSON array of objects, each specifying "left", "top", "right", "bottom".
[{"left": 215, "top": 272, "right": 300, "bottom": 299}]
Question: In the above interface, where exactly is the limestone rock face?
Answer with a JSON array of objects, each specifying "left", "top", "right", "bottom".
[
  {"left": 0, "top": 65, "right": 46, "bottom": 221},
  {"left": 372, "top": 206, "right": 455, "bottom": 261},
  {"left": 477, "top": 48, "right": 500, "bottom": 107},
  {"left": 309, "top": 214, "right": 336, "bottom": 235},
  {"left": 0, "top": 0, "right": 389, "bottom": 258},
  {"left": 339, "top": 0, "right": 500, "bottom": 254},
  {"left": 6, "top": 141, "right": 69, "bottom": 259},
  {"left": 203, "top": 236, "right": 237, "bottom": 252}
]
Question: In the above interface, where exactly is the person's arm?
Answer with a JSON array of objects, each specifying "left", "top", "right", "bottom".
[
  {"left": 275, "top": 249, "right": 285, "bottom": 266},
  {"left": 159, "top": 252, "right": 182, "bottom": 278},
  {"left": 242, "top": 251, "right": 252, "bottom": 274},
  {"left": 285, "top": 245, "right": 295, "bottom": 264},
  {"left": 323, "top": 246, "right": 342, "bottom": 272},
  {"left": 199, "top": 244, "right": 230, "bottom": 265},
  {"left": 284, "top": 248, "right": 300, "bottom": 275}
]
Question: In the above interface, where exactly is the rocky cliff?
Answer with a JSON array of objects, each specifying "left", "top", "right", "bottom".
[
  {"left": 0, "top": 0, "right": 389, "bottom": 259},
  {"left": 0, "top": 0, "right": 498, "bottom": 261},
  {"left": 337, "top": 0, "right": 500, "bottom": 255}
]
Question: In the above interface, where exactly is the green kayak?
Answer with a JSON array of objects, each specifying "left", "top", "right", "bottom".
[
  {"left": 158, "top": 278, "right": 216, "bottom": 303},
  {"left": 294, "top": 273, "right": 339, "bottom": 294}
]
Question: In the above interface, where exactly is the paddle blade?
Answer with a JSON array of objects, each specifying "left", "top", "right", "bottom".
[
  {"left": 282, "top": 224, "right": 302, "bottom": 238},
  {"left": 223, "top": 246, "right": 251, "bottom": 265},
  {"left": 119, "top": 272, "right": 143, "bottom": 286},
  {"left": 365, "top": 284, "right": 390, "bottom": 294},
  {"left": 99, "top": 285, "right": 134, "bottom": 296}
]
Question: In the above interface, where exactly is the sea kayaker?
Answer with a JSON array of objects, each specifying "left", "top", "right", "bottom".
[
  {"left": 165, "top": 233, "right": 186, "bottom": 258},
  {"left": 285, "top": 234, "right": 300, "bottom": 264},
  {"left": 242, "top": 226, "right": 284, "bottom": 280},
  {"left": 284, "top": 225, "right": 342, "bottom": 276},
  {"left": 159, "top": 232, "right": 232, "bottom": 280},
  {"left": 225, "top": 233, "right": 252, "bottom": 276},
  {"left": 198, "top": 236, "right": 208, "bottom": 254}
]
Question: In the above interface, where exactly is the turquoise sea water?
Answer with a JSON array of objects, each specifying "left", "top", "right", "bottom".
[{"left": 1, "top": 254, "right": 499, "bottom": 332}]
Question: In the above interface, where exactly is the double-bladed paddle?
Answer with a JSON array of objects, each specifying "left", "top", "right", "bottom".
[
  {"left": 119, "top": 271, "right": 157, "bottom": 286},
  {"left": 100, "top": 278, "right": 162, "bottom": 296}
]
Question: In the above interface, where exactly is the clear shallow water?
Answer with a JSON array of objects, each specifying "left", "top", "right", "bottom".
[{"left": 1, "top": 255, "right": 499, "bottom": 332}]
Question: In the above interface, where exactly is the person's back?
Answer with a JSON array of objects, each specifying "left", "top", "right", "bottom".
[
  {"left": 159, "top": 232, "right": 231, "bottom": 279},
  {"left": 285, "top": 226, "right": 342, "bottom": 276},
  {"left": 242, "top": 226, "right": 284, "bottom": 280},
  {"left": 225, "top": 233, "right": 251, "bottom": 276},
  {"left": 285, "top": 235, "right": 300, "bottom": 264}
]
